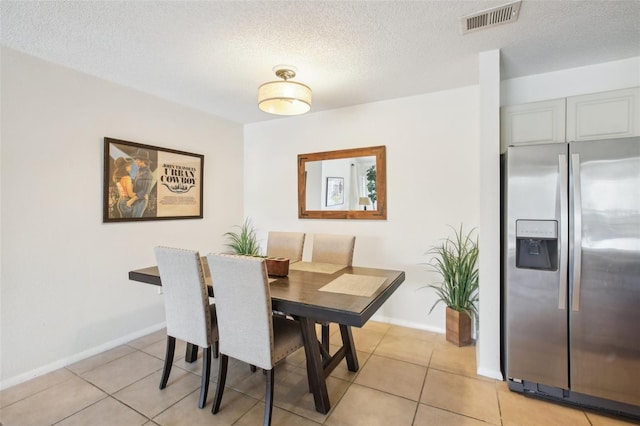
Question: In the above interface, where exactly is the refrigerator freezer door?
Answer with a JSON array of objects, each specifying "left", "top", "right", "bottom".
[
  {"left": 506, "top": 143, "right": 569, "bottom": 388},
  {"left": 569, "top": 137, "right": 640, "bottom": 407}
]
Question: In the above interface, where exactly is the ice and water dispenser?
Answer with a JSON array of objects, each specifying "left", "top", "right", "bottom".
[{"left": 515, "top": 220, "right": 558, "bottom": 271}]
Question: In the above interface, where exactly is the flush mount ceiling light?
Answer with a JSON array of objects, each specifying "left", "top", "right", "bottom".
[{"left": 258, "top": 65, "right": 312, "bottom": 116}]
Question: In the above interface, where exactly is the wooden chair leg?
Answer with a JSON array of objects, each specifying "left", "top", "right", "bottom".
[
  {"left": 213, "top": 340, "right": 219, "bottom": 359},
  {"left": 185, "top": 343, "right": 199, "bottom": 363},
  {"left": 199, "top": 347, "right": 212, "bottom": 409},
  {"left": 159, "top": 336, "right": 176, "bottom": 389},
  {"left": 264, "top": 369, "right": 275, "bottom": 426},
  {"left": 212, "top": 354, "right": 228, "bottom": 414}
]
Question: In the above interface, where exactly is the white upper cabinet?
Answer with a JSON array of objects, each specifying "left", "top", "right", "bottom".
[
  {"left": 501, "top": 99, "right": 566, "bottom": 151},
  {"left": 566, "top": 87, "right": 640, "bottom": 142},
  {"left": 501, "top": 87, "right": 640, "bottom": 151}
]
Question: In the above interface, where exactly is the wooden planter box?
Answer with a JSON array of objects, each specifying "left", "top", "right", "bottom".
[
  {"left": 446, "top": 306, "right": 472, "bottom": 346},
  {"left": 265, "top": 257, "right": 290, "bottom": 277}
]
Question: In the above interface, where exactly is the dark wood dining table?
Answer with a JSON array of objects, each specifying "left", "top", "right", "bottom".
[{"left": 128, "top": 260, "right": 405, "bottom": 414}]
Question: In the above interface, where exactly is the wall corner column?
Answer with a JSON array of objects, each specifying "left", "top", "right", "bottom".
[{"left": 477, "top": 49, "right": 503, "bottom": 380}]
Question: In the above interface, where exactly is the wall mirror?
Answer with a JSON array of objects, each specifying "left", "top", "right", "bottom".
[{"left": 298, "top": 145, "right": 386, "bottom": 220}]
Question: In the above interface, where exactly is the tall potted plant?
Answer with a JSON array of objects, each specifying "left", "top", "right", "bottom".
[
  {"left": 366, "top": 165, "right": 377, "bottom": 207},
  {"left": 425, "top": 225, "right": 479, "bottom": 346}
]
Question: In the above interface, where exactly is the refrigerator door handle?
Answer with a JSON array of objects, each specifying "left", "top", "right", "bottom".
[
  {"left": 558, "top": 154, "right": 568, "bottom": 310},
  {"left": 571, "top": 153, "right": 583, "bottom": 312}
]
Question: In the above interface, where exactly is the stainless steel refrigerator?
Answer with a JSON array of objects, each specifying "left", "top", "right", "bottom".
[{"left": 504, "top": 137, "right": 640, "bottom": 419}]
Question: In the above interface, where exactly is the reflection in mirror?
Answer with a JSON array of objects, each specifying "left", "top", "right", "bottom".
[
  {"left": 298, "top": 146, "right": 386, "bottom": 220},
  {"left": 305, "top": 156, "right": 375, "bottom": 211}
]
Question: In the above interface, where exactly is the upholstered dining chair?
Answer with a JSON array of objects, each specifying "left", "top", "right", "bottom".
[
  {"left": 311, "top": 233, "right": 355, "bottom": 266},
  {"left": 266, "top": 231, "right": 305, "bottom": 263},
  {"left": 154, "top": 246, "right": 218, "bottom": 409},
  {"left": 206, "top": 253, "right": 305, "bottom": 426},
  {"left": 311, "top": 233, "right": 356, "bottom": 350}
]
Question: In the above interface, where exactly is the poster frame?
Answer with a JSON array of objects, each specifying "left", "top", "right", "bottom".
[{"left": 103, "top": 137, "right": 204, "bottom": 222}]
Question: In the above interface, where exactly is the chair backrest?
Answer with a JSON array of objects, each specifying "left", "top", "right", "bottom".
[
  {"left": 154, "top": 247, "right": 214, "bottom": 348},
  {"left": 311, "top": 233, "right": 356, "bottom": 266},
  {"left": 266, "top": 231, "right": 305, "bottom": 262},
  {"left": 206, "top": 253, "right": 275, "bottom": 370}
]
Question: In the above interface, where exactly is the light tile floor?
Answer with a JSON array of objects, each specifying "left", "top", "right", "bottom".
[{"left": 1, "top": 321, "right": 637, "bottom": 425}]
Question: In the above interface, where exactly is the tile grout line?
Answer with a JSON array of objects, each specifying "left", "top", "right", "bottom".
[
  {"left": 410, "top": 351, "right": 431, "bottom": 425},
  {"left": 49, "top": 394, "right": 113, "bottom": 426},
  {"left": 495, "top": 380, "right": 506, "bottom": 426},
  {"left": 0, "top": 372, "right": 76, "bottom": 411},
  {"left": 66, "top": 351, "right": 160, "bottom": 423}
]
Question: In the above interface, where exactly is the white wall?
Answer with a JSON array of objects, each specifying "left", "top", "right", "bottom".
[
  {"left": 477, "top": 50, "right": 502, "bottom": 379},
  {"left": 0, "top": 47, "right": 245, "bottom": 388},
  {"left": 244, "top": 86, "right": 481, "bottom": 334}
]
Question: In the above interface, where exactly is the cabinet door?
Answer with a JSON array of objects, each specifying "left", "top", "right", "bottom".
[
  {"left": 501, "top": 99, "right": 566, "bottom": 152},
  {"left": 567, "top": 87, "right": 640, "bottom": 141}
]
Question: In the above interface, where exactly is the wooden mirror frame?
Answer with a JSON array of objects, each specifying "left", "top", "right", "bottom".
[{"left": 298, "top": 145, "right": 387, "bottom": 220}]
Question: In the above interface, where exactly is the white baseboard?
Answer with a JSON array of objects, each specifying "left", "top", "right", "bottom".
[
  {"left": 371, "top": 313, "right": 445, "bottom": 335},
  {"left": 0, "top": 321, "right": 166, "bottom": 391},
  {"left": 477, "top": 367, "right": 504, "bottom": 381}
]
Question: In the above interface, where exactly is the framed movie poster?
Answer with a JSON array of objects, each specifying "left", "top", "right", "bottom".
[{"left": 103, "top": 137, "right": 204, "bottom": 222}]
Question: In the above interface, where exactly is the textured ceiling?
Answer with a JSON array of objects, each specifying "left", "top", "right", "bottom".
[{"left": 1, "top": 1, "right": 639, "bottom": 124}]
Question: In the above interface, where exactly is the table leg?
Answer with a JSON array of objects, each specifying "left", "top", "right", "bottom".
[
  {"left": 185, "top": 343, "right": 199, "bottom": 363},
  {"left": 339, "top": 324, "right": 359, "bottom": 372},
  {"left": 299, "top": 316, "right": 331, "bottom": 414}
]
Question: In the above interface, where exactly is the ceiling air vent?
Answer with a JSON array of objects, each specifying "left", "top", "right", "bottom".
[{"left": 462, "top": 0, "right": 522, "bottom": 34}]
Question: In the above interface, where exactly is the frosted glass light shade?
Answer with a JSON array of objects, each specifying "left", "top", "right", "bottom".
[{"left": 258, "top": 80, "right": 312, "bottom": 115}]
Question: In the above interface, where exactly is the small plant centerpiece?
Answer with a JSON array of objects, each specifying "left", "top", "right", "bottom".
[
  {"left": 425, "top": 224, "right": 479, "bottom": 346},
  {"left": 223, "top": 217, "right": 261, "bottom": 256},
  {"left": 223, "top": 218, "right": 289, "bottom": 276}
]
